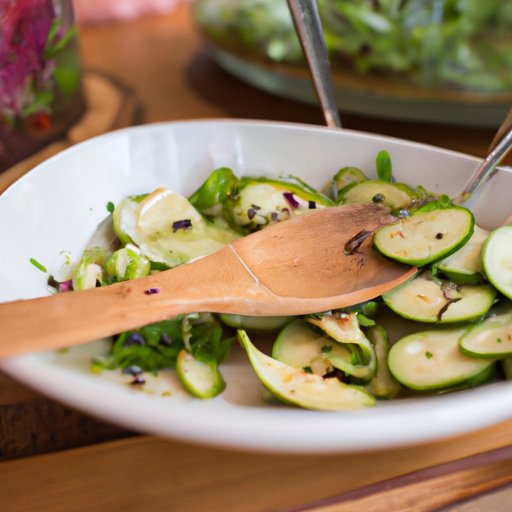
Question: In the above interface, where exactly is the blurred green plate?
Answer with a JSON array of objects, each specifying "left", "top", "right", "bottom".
[{"left": 208, "top": 44, "right": 511, "bottom": 128}]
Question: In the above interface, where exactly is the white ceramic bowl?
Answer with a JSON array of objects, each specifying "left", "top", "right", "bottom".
[{"left": 1, "top": 120, "right": 511, "bottom": 454}]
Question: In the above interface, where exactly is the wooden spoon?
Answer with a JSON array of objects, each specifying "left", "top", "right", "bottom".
[
  {"left": 0, "top": 203, "right": 415, "bottom": 357},
  {"left": 3, "top": 1, "right": 510, "bottom": 358}
]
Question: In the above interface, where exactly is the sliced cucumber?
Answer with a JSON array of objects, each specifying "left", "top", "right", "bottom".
[
  {"left": 307, "top": 313, "right": 377, "bottom": 382},
  {"left": 460, "top": 308, "right": 512, "bottom": 358},
  {"left": 176, "top": 349, "right": 226, "bottom": 399},
  {"left": 374, "top": 206, "right": 474, "bottom": 266},
  {"left": 388, "top": 328, "right": 494, "bottom": 391},
  {"left": 339, "top": 180, "right": 415, "bottom": 209},
  {"left": 331, "top": 167, "right": 367, "bottom": 197},
  {"left": 219, "top": 314, "right": 292, "bottom": 332},
  {"left": 272, "top": 319, "right": 353, "bottom": 377},
  {"left": 115, "top": 187, "right": 239, "bottom": 267},
  {"left": 238, "top": 330, "right": 375, "bottom": 411},
  {"left": 482, "top": 226, "right": 512, "bottom": 299},
  {"left": 383, "top": 273, "right": 496, "bottom": 323},
  {"left": 112, "top": 193, "right": 146, "bottom": 246},
  {"left": 227, "top": 178, "right": 331, "bottom": 230},
  {"left": 365, "top": 325, "right": 401, "bottom": 398},
  {"left": 435, "top": 225, "right": 489, "bottom": 284}
]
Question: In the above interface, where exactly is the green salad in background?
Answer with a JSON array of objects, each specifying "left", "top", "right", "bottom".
[
  {"left": 192, "top": 0, "right": 512, "bottom": 93},
  {"left": 45, "top": 150, "right": 512, "bottom": 411}
]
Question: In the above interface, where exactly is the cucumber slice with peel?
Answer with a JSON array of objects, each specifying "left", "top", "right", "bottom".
[
  {"left": 272, "top": 319, "right": 357, "bottom": 377},
  {"left": 460, "top": 308, "right": 512, "bottom": 358},
  {"left": 307, "top": 313, "right": 377, "bottom": 382},
  {"left": 227, "top": 178, "right": 331, "bottom": 230},
  {"left": 365, "top": 325, "right": 401, "bottom": 398},
  {"left": 238, "top": 330, "right": 375, "bottom": 411},
  {"left": 383, "top": 273, "right": 496, "bottom": 323},
  {"left": 482, "top": 226, "right": 512, "bottom": 299},
  {"left": 219, "top": 314, "right": 292, "bottom": 332},
  {"left": 374, "top": 206, "right": 474, "bottom": 266},
  {"left": 113, "top": 194, "right": 146, "bottom": 246},
  {"left": 435, "top": 225, "right": 489, "bottom": 284},
  {"left": 115, "top": 187, "right": 239, "bottom": 267},
  {"left": 332, "top": 167, "right": 367, "bottom": 197},
  {"left": 388, "top": 328, "right": 494, "bottom": 391},
  {"left": 176, "top": 349, "right": 226, "bottom": 399},
  {"left": 339, "top": 180, "right": 415, "bottom": 209}
]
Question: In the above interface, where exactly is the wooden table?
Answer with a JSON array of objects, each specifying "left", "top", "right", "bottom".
[{"left": 1, "top": 4, "right": 511, "bottom": 511}]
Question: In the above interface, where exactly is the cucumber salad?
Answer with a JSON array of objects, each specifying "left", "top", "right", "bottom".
[{"left": 50, "top": 150, "right": 512, "bottom": 411}]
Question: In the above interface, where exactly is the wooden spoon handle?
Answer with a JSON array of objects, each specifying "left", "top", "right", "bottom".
[{"left": 0, "top": 246, "right": 268, "bottom": 358}]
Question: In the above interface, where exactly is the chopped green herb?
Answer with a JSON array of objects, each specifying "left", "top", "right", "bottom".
[
  {"left": 106, "top": 201, "right": 115, "bottom": 214},
  {"left": 94, "top": 319, "right": 187, "bottom": 372},
  {"left": 497, "top": 338, "right": 503, "bottom": 344},
  {"left": 416, "top": 195, "right": 453, "bottom": 213},
  {"left": 321, "top": 345, "right": 333, "bottom": 354},
  {"left": 425, "top": 351, "right": 434, "bottom": 359},
  {"left": 302, "top": 366, "right": 313, "bottom": 374},
  {"left": 90, "top": 362, "right": 104, "bottom": 375},
  {"left": 29, "top": 257, "right": 47, "bottom": 273},
  {"left": 376, "top": 150, "right": 393, "bottom": 182}
]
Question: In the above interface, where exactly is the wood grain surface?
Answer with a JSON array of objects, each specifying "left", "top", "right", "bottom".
[
  {"left": 1, "top": 433, "right": 512, "bottom": 512},
  {"left": 1, "top": 4, "right": 512, "bottom": 512},
  {"left": 287, "top": 445, "right": 512, "bottom": 512}
]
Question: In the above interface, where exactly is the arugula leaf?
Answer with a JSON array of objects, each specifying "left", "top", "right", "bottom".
[
  {"left": 105, "top": 319, "right": 185, "bottom": 372},
  {"left": 96, "top": 314, "right": 233, "bottom": 374},
  {"left": 183, "top": 313, "right": 234, "bottom": 365}
]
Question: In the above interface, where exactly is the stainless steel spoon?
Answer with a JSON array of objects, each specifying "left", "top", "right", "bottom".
[{"left": 286, "top": 0, "right": 341, "bottom": 128}]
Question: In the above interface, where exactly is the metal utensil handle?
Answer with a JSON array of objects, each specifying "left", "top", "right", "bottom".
[
  {"left": 287, "top": 0, "right": 342, "bottom": 129},
  {"left": 457, "top": 111, "right": 512, "bottom": 205}
]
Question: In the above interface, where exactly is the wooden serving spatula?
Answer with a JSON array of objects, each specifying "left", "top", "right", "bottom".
[{"left": 0, "top": 203, "right": 415, "bottom": 358}]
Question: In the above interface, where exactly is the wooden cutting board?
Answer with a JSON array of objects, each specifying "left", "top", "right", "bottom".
[{"left": 1, "top": 434, "right": 512, "bottom": 512}]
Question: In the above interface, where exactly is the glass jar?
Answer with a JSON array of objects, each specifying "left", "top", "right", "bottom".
[{"left": 0, "top": 0, "right": 86, "bottom": 172}]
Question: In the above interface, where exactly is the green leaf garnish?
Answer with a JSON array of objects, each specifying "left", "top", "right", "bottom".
[
  {"left": 30, "top": 257, "right": 47, "bottom": 273},
  {"left": 415, "top": 194, "right": 454, "bottom": 213},
  {"left": 376, "top": 150, "right": 393, "bottom": 182}
]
